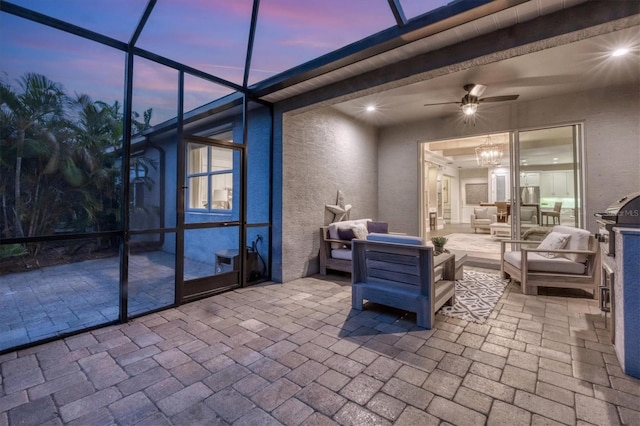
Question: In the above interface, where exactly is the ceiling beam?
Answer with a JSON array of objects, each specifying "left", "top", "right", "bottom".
[
  {"left": 442, "top": 147, "right": 486, "bottom": 157},
  {"left": 428, "top": 134, "right": 509, "bottom": 151}
]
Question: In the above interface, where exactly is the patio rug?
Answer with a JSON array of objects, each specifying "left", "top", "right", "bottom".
[{"left": 439, "top": 270, "right": 509, "bottom": 324}]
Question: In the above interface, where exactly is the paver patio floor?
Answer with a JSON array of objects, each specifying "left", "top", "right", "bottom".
[
  {"left": 1, "top": 270, "right": 638, "bottom": 425},
  {"left": 0, "top": 251, "right": 213, "bottom": 351}
]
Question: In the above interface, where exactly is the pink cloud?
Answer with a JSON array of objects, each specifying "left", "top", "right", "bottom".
[
  {"left": 278, "top": 37, "right": 335, "bottom": 49},
  {"left": 257, "top": 1, "right": 393, "bottom": 31},
  {"left": 188, "top": 0, "right": 254, "bottom": 17}
]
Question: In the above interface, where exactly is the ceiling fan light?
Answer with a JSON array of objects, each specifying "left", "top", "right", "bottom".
[{"left": 461, "top": 103, "right": 478, "bottom": 115}]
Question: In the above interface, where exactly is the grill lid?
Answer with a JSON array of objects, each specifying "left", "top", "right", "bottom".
[{"left": 601, "top": 191, "right": 640, "bottom": 224}]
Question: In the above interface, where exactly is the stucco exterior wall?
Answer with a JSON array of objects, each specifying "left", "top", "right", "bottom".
[
  {"left": 279, "top": 108, "right": 378, "bottom": 282},
  {"left": 378, "top": 83, "right": 640, "bottom": 236}
]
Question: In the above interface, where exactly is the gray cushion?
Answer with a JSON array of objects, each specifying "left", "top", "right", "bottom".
[
  {"left": 331, "top": 248, "right": 352, "bottom": 260},
  {"left": 504, "top": 251, "right": 586, "bottom": 274}
]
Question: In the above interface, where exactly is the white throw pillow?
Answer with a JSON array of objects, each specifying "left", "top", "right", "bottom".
[
  {"left": 553, "top": 226, "right": 591, "bottom": 263},
  {"left": 350, "top": 223, "right": 369, "bottom": 240},
  {"left": 537, "top": 232, "right": 571, "bottom": 259}
]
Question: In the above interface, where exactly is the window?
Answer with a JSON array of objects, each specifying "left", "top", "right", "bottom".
[{"left": 187, "top": 143, "right": 234, "bottom": 211}]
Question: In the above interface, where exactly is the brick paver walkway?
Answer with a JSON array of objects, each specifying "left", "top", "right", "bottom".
[
  {"left": 0, "top": 251, "right": 213, "bottom": 351},
  {"left": 1, "top": 272, "right": 638, "bottom": 425}
]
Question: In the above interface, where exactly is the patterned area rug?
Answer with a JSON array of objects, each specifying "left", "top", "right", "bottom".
[{"left": 440, "top": 270, "right": 509, "bottom": 324}]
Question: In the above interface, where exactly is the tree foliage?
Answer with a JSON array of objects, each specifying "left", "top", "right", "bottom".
[{"left": 0, "top": 72, "right": 156, "bottom": 250}]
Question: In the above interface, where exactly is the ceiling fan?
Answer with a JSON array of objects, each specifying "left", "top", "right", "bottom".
[{"left": 424, "top": 84, "right": 519, "bottom": 115}]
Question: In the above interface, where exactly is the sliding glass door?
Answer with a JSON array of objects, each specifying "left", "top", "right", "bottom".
[{"left": 512, "top": 125, "right": 582, "bottom": 239}]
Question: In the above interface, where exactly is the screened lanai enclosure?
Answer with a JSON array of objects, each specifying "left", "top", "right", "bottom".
[
  {"left": 0, "top": 1, "right": 282, "bottom": 352},
  {"left": 1, "top": 0, "right": 503, "bottom": 352}
]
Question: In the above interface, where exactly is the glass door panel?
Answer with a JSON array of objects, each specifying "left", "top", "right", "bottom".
[
  {"left": 128, "top": 231, "right": 176, "bottom": 316},
  {"left": 182, "top": 138, "right": 243, "bottom": 301},
  {"left": 183, "top": 226, "right": 241, "bottom": 298},
  {"left": 515, "top": 125, "right": 581, "bottom": 239}
]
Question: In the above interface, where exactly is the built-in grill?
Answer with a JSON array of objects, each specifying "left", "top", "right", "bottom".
[
  {"left": 594, "top": 191, "right": 640, "bottom": 257},
  {"left": 593, "top": 191, "right": 640, "bottom": 342}
]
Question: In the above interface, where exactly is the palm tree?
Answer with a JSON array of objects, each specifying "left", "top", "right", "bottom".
[
  {"left": 62, "top": 94, "right": 124, "bottom": 233},
  {"left": 0, "top": 73, "right": 65, "bottom": 238},
  {"left": 132, "top": 107, "right": 153, "bottom": 134},
  {"left": 1, "top": 71, "right": 158, "bottom": 258}
]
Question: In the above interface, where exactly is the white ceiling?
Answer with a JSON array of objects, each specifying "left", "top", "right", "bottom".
[
  {"left": 331, "top": 25, "right": 640, "bottom": 128},
  {"left": 327, "top": 24, "right": 639, "bottom": 170}
]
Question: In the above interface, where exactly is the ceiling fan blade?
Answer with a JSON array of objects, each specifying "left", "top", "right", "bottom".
[
  {"left": 423, "top": 101, "right": 459, "bottom": 106},
  {"left": 479, "top": 95, "right": 519, "bottom": 103},
  {"left": 468, "top": 84, "right": 487, "bottom": 98}
]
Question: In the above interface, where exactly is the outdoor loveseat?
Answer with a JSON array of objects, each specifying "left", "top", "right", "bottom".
[
  {"left": 500, "top": 225, "right": 600, "bottom": 296},
  {"left": 319, "top": 218, "right": 389, "bottom": 275}
]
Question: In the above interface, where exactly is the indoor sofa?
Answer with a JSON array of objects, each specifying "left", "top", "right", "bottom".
[{"left": 470, "top": 206, "right": 498, "bottom": 233}]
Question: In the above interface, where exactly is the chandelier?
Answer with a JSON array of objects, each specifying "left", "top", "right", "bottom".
[{"left": 475, "top": 136, "right": 503, "bottom": 167}]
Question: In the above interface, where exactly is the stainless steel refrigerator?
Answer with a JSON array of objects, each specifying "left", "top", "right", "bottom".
[{"left": 520, "top": 186, "right": 540, "bottom": 204}]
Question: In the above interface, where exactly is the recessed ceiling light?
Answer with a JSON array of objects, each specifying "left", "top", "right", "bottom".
[
  {"left": 553, "top": 157, "right": 558, "bottom": 161},
  {"left": 366, "top": 105, "right": 376, "bottom": 112},
  {"left": 612, "top": 48, "right": 630, "bottom": 57}
]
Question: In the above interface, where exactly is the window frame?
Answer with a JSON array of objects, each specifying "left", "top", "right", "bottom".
[{"left": 186, "top": 141, "right": 235, "bottom": 213}]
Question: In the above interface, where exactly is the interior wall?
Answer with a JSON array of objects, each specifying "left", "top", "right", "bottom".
[
  {"left": 442, "top": 165, "right": 460, "bottom": 224},
  {"left": 459, "top": 169, "right": 490, "bottom": 224},
  {"left": 378, "top": 83, "right": 640, "bottom": 236},
  {"left": 279, "top": 108, "right": 378, "bottom": 282}
]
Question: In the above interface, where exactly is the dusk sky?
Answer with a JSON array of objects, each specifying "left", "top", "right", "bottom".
[{"left": 1, "top": 0, "right": 451, "bottom": 124}]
